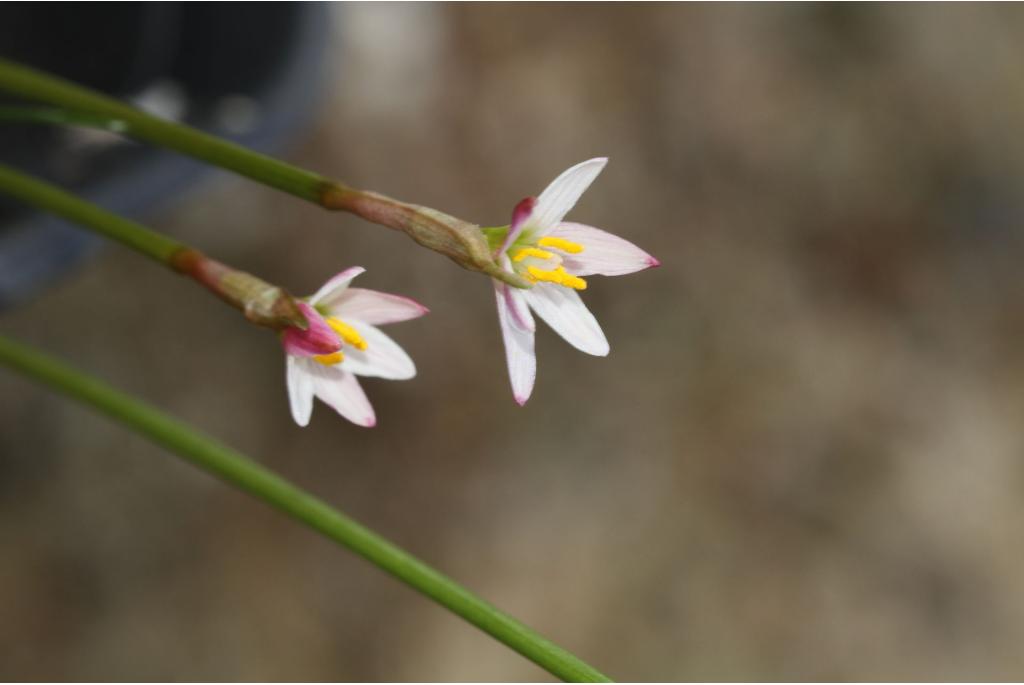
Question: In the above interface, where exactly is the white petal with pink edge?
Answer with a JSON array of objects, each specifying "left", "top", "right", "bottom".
[
  {"left": 552, "top": 222, "right": 660, "bottom": 277},
  {"left": 523, "top": 283, "right": 609, "bottom": 356},
  {"left": 530, "top": 158, "right": 608, "bottom": 236},
  {"left": 339, "top": 322, "right": 417, "bottom": 380},
  {"left": 307, "top": 363, "right": 376, "bottom": 427},
  {"left": 495, "top": 283, "right": 537, "bottom": 405},
  {"left": 331, "top": 287, "right": 429, "bottom": 325},
  {"left": 308, "top": 266, "right": 366, "bottom": 308},
  {"left": 286, "top": 356, "right": 315, "bottom": 426}
]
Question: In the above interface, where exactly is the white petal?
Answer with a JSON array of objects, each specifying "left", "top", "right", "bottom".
[
  {"left": 331, "top": 287, "right": 429, "bottom": 325},
  {"left": 530, "top": 158, "right": 607, "bottom": 236},
  {"left": 553, "top": 222, "right": 660, "bottom": 276},
  {"left": 500, "top": 279, "right": 535, "bottom": 333},
  {"left": 339, "top": 322, "right": 416, "bottom": 380},
  {"left": 286, "top": 356, "right": 315, "bottom": 427},
  {"left": 308, "top": 363, "right": 377, "bottom": 427},
  {"left": 308, "top": 266, "right": 366, "bottom": 307},
  {"left": 523, "top": 284, "right": 609, "bottom": 356},
  {"left": 495, "top": 283, "right": 537, "bottom": 405}
]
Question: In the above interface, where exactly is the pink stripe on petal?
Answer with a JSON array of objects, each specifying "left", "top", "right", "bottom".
[
  {"left": 502, "top": 282, "right": 535, "bottom": 333},
  {"left": 281, "top": 302, "right": 341, "bottom": 356},
  {"left": 498, "top": 196, "right": 537, "bottom": 257}
]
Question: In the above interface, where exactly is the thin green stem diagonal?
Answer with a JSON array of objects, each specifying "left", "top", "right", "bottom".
[
  {"left": 0, "top": 60, "right": 529, "bottom": 288},
  {"left": 0, "top": 334, "right": 612, "bottom": 683},
  {"left": 0, "top": 162, "right": 306, "bottom": 331}
]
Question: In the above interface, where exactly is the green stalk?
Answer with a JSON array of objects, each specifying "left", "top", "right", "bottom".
[
  {"left": 0, "top": 162, "right": 306, "bottom": 331},
  {"left": 0, "top": 334, "right": 611, "bottom": 683},
  {"left": 0, "top": 60, "right": 529, "bottom": 287}
]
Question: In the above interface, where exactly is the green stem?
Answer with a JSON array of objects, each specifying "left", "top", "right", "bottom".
[
  {"left": 0, "top": 162, "right": 306, "bottom": 331},
  {"left": 0, "top": 334, "right": 611, "bottom": 683},
  {"left": 0, "top": 161, "right": 183, "bottom": 263},
  {"left": 0, "top": 60, "right": 529, "bottom": 288}
]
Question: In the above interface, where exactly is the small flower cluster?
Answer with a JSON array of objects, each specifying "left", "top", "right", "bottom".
[{"left": 282, "top": 159, "right": 658, "bottom": 426}]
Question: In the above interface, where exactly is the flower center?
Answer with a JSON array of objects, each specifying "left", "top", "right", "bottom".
[
  {"left": 510, "top": 236, "right": 587, "bottom": 290},
  {"left": 314, "top": 317, "right": 367, "bottom": 366}
]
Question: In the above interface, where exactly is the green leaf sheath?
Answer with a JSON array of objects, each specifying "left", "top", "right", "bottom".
[{"left": 0, "top": 335, "right": 612, "bottom": 683}]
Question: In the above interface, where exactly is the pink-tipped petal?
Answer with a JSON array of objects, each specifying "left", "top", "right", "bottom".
[
  {"left": 552, "top": 222, "right": 660, "bottom": 277},
  {"left": 308, "top": 364, "right": 377, "bottom": 427},
  {"left": 286, "top": 357, "right": 315, "bottom": 426},
  {"left": 339, "top": 323, "right": 417, "bottom": 380},
  {"left": 330, "top": 287, "right": 429, "bottom": 325},
  {"left": 308, "top": 266, "right": 366, "bottom": 307},
  {"left": 281, "top": 302, "right": 341, "bottom": 357},
  {"left": 498, "top": 196, "right": 538, "bottom": 256},
  {"left": 531, "top": 158, "right": 608, "bottom": 236},
  {"left": 495, "top": 283, "right": 537, "bottom": 405},
  {"left": 523, "top": 283, "right": 609, "bottom": 356}
]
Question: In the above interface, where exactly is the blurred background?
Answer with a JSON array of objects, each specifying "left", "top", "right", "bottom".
[{"left": 3, "top": 3, "right": 1024, "bottom": 680}]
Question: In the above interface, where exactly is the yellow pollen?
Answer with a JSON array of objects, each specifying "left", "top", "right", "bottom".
[
  {"left": 526, "top": 265, "right": 588, "bottom": 290},
  {"left": 326, "top": 318, "right": 368, "bottom": 350},
  {"left": 512, "top": 247, "right": 555, "bottom": 262},
  {"left": 314, "top": 351, "right": 344, "bottom": 366},
  {"left": 538, "top": 236, "right": 584, "bottom": 254}
]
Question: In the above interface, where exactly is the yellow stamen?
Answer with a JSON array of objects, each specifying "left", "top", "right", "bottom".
[
  {"left": 512, "top": 247, "right": 555, "bottom": 262},
  {"left": 561, "top": 272, "right": 588, "bottom": 290},
  {"left": 314, "top": 351, "right": 344, "bottom": 366},
  {"left": 326, "top": 318, "right": 368, "bottom": 350},
  {"left": 538, "top": 236, "right": 584, "bottom": 254},
  {"left": 526, "top": 266, "right": 588, "bottom": 290}
]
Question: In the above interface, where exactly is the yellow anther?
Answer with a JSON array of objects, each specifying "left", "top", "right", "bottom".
[
  {"left": 512, "top": 247, "right": 555, "bottom": 262},
  {"left": 525, "top": 266, "right": 588, "bottom": 291},
  {"left": 538, "top": 236, "right": 584, "bottom": 254},
  {"left": 326, "top": 318, "right": 368, "bottom": 350},
  {"left": 561, "top": 273, "right": 588, "bottom": 290},
  {"left": 314, "top": 351, "right": 344, "bottom": 366}
]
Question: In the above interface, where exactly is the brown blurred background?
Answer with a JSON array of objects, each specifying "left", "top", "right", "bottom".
[{"left": 4, "top": 3, "right": 1024, "bottom": 680}]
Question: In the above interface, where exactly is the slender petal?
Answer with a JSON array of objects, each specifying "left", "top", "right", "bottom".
[
  {"left": 552, "top": 222, "right": 660, "bottom": 276},
  {"left": 286, "top": 356, "right": 315, "bottom": 426},
  {"left": 308, "top": 266, "right": 366, "bottom": 308},
  {"left": 281, "top": 302, "right": 341, "bottom": 357},
  {"left": 523, "top": 283, "right": 609, "bottom": 356},
  {"left": 530, "top": 158, "right": 607, "bottom": 236},
  {"left": 329, "top": 287, "right": 429, "bottom": 325},
  {"left": 503, "top": 286, "right": 535, "bottom": 336},
  {"left": 495, "top": 283, "right": 537, "bottom": 405},
  {"left": 339, "top": 322, "right": 417, "bottom": 380},
  {"left": 307, "top": 363, "right": 377, "bottom": 427}
]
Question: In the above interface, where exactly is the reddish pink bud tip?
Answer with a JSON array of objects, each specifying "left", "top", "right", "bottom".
[
  {"left": 648, "top": 256, "right": 661, "bottom": 268},
  {"left": 511, "top": 196, "right": 537, "bottom": 233}
]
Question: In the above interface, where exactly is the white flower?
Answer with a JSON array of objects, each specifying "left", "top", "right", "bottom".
[
  {"left": 281, "top": 267, "right": 428, "bottom": 427},
  {"left": 492, "top": 158, "right": 659, "bottom": 405}
]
